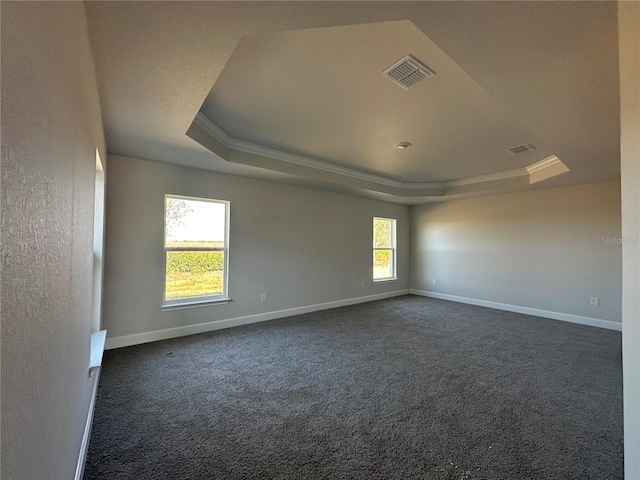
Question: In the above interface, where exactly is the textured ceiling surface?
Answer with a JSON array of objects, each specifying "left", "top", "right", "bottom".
[
  {"left": 85, "top": 1, "right": 620, "bottom": 204},
  {"left": 201, "top": 20, "right": 556, "bottom": 183}
]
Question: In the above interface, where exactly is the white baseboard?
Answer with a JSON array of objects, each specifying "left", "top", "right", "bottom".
[
  {"left": 410, "top": 289, "right": 622, "bottom": 332},
  {"left": 75, "top": 330, "right": 107, "bottom": 480},
  {"left": 105, "top": 289, "right": 410, "bottom": 350},
  {"left": 74, "top": 367, "right": 101, "bottom": 480}
]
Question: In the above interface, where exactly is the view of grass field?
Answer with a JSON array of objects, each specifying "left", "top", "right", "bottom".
[
  {"left": 165, "top": 245, "right": 225, "bottom": 299},
  {"left": 166, "top": 270, "right": 224, "bottom": 299}
]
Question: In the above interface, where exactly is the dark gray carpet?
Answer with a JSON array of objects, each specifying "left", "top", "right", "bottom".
[{"left": 85, "top": 295, "right": 623, "bottom": 480}]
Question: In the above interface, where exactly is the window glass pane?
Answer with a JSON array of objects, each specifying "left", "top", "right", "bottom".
[
  {"left": 165, "top": 251, "right": 225, "bottom": 299},
  {"left": 374, "top": 249, "right": 393, "bottom": 279},
  {"left": 165, "top": 198, "right": 226, "bottom": 247},
  {"left": 374, "top": 218, "right": 393, "bottom": 248}
]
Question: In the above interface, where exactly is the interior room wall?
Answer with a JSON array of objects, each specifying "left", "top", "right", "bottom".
[
  {"left": 411, "top": 180, "right": 622, "bottom": 325},
  {"left": 102, "top": 155, "right": 410, "bottom": 344},
  {"left": 619, "top": 0, "right": 640, "bottom": 476},
  {"left": 1, "top": 2, "right": 106, "bottom": 479}
]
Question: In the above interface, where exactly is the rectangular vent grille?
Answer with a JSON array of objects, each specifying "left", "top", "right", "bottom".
[
  {"left": 383, "top": 55, "right": 435, "bottom": 90},
  {"left": 508, "top": 143, "right": 536, "bottom": 154}
]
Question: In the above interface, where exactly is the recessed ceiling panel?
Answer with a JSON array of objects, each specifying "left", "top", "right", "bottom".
[{"left": 199, "top": 20, "right": 553, "bottom": 183}]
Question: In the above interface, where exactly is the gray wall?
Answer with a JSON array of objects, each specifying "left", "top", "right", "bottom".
[
  {"left": 103, "top": 155, "right": 410, "bottom": 340},
  {"left": 411, "top": 180, "right": 622, "bottom": 323},
  {"left": 1, "top": 2, "right": 106, "bottom": 479},
  {"left": 619, "top": 1, "right": 640, "bottom": 476}
]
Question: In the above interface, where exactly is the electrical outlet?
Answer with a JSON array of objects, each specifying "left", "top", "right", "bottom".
[
  {"left": 432, "top": 279, "right": 437, "bottom": 286},
  {"left": 261, "top": 293, "right": 267, "bottom": 302},
  {"left": 590, "top": 297, "right": 599, "bottom": 306},
  {"left": 361, "top": 281, "right": 365, "bottom": 288}
]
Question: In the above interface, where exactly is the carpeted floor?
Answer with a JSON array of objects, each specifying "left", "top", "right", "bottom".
[{"left": 85, "top": 295, "right": 623, "bottom": 480}]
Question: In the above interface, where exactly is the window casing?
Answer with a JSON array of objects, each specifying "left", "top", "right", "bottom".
[
  {"left": 373, "top": 217, "right": 397, "bottom": 282},
  {"left": 163, "top": 194, "right": 230, "bottom": 307},
  {"left": 92, "top": 149, "right": 105, "bottom": 332}
]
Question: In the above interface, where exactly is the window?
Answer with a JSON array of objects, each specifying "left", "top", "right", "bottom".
[
  {"left": 164, "top": 194, "right": 230, "bottom": 306},
  {"left": 373, "top": 217, "right": 396, "bottom": 281},
  {"left": 92, "top": 148, "right": 105, "bottom": 332}
]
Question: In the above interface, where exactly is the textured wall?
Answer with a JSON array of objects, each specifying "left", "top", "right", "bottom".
[
  {"left": 411, "top": 181, "right": 622, "bottom": 323},
  {"left": 1, "top": 2, "right": 106, "bottom": 479},
  {"left": 103, "top": 155, "right": 409, "bottom": 340},
  {"left": 619, "top": 1, "right": 640, "bottom": 476}
]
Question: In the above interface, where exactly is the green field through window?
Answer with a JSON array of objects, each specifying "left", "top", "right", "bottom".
[{"left": 165, "top": 250, "right": 224, "bottom": 299}]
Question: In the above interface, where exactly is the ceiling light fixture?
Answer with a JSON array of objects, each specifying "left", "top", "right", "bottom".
[{"left": 397, "top": 142, "right": 412, "bottom": 149}]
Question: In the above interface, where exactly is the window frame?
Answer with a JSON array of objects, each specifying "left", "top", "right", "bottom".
[
  {"left": 162, "top": 194, "right": 230, "bottom": 309},
  {"left": 91, "top": 148, "right": 105, "bottom": 332},
  {"left": 373, "top": 216, "right": 397, "bottom": 283}
]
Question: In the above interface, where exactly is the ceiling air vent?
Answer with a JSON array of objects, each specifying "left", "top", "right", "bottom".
[
  {"left": 508, "top": 143, "right": 536, "bottom": 154},
  {"left": 382, "top": 55, "right": 435, "bottom": 90}
]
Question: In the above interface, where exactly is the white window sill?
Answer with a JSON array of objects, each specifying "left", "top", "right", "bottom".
[
  {"left": 373, "top": 278, "right": 398, "bottom": 284},
  {"left": 89, "top": 330, "right": 107, "bottom": 377},
  {"left": 161, "top": 298, "right": 231, "bottom": 312}
]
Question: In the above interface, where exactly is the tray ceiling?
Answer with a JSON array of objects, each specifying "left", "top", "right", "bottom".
[{"left": 85, "top": 1, "right": 619, "bottom": 204}]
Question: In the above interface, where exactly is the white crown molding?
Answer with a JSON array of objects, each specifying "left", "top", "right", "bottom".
[
  {"left": 410, "top": 166, "right": 529, "bottom": 190},
  {"left": 195, "top": 112, "right": 235, "bottom": 145},
  {"left": 194, "top": 112, "right": 405, "bottom": 187},
  {"left": 526, "top": 155, "right": 562, "bottom": 174},
  {"left": 194, "top": 112, "right": 559, "bottom": 193}
]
